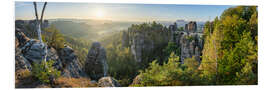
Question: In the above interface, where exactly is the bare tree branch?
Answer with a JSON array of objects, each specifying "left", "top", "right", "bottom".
[
  {"left": 40, "top": 2, "right": 47, "bottom": 29},
  {"left": 33, "top": 2, "right": 39, "bottom": 24}
]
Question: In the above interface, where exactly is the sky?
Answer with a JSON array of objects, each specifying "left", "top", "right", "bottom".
[{"left": 15, "top": 2, "right": 234, "bottom": 22}]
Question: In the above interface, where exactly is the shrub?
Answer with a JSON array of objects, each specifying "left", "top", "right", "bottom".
[
  {"left": 163, "top": 42, "right": 181, "bottom": 59},
  {"left": 136, "top": 52, "right": 183, "bottom": 86},
  {"left": 32, "top": 60, "right": 61, "bottom": 84},
  {"left": 134, "top": 53, "right": 203, "bottom": 86}
]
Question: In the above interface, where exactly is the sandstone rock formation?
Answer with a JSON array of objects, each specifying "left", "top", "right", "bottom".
[
  {"left": 20, "top": 39, "right": 47, "bottom": 64},
  {"left": 15, "top": 28, "right": 32, "bottom": 71},
  {"left": 121, "top": 21, "right": 203, "bottom": 64},
  {"left": 59, "top": 45, "right": 87, "bottom": 78},
  {"left": 185, "top": 21, "right": 197, "bottom": 32},
  {"left": 84, "top": 42, "right": 108, "bottom": 80},
  {"left": 97, "top": 77, "right": 121, "bottom": 87},
  {"left": 179, "top": 33, "right": 203, "bottom": 63},
  {"left": 15, "top": 28, "right": 30, "bottom": 48},
  {"left": 15, "top": 47, "right": 32, "bottom": 71},
  {"left": 15, "top": 28, "right": 86, "bottom": 78},
  {"left": 123, "top": 25, "right": 170, "bottom": 63}
]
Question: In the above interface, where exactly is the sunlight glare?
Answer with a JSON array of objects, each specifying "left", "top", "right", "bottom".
[{"left": 95, "top": 10, "right": 104, "bottom": 18}]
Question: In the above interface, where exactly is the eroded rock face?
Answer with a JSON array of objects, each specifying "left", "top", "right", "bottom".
[
  {"left": 16, "top": 28, "right": 46, "bottom": 64},
  {"left": 20, "top": 39, "right": 47, "bottom": 64},
  {"left": 130, "top": 33, "right": 145, "bottom": 62},
  {"left": 59, "top": 46, "right": 87, "bottom": 78},
  {"left": 123, "top": 21, "right": 203, "bottom": 64},
  {"left": 47, "top": 47, "right": 63, "bottom": 70},
  {"left": 15, "top": 28, "right": 85, "bottom": 78},
  {"left": 15, "top": 28, "right": 30, "bottom": 48},
  {"left": 15, "top": 29, "right": 32, "bottom": 71},
  {"left": 15, "top": 48, "right": 32, "bottom": 71},
  {"left": 179, "top": 33, "right": 203, "bottom": 63},
  {"left": 98, "top": 77, "right": 121, "bottom": 87},
  {"left": 84, "top": 42, "right": 108, "bottom": 80},
  {"left": 127, "top": 29, "right": 166, "bottom": 63}
]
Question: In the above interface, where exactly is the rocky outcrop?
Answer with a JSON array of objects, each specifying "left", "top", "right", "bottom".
[
  {"left": 15, "top": 28, "right": 86, "bottom": 78},
  {"left": 59, "top": 46, "right": 87, "bottom": 78},
  {"left": 15, "top": 47, "right": 32, "bottom": 71},
  {"left": 20, "top": 39, "right": 47, "bottom": 64},
  {"left": 16, "top": 28, "right": 46, "bottom": 65},
  {"left": 84, "top": 42, "right": 108, "bottom": 80},
  {"left": 185, "top": 21, "right": 197, "bottom": 32},
  {"left": 179, "top": 33, "right": 203, "bottom": 63},
  {"left": 123, "top": 24, "right": 170, "bottom": 62},
  {"left": 97, "top": 77, "right": 121, "bottom": 87},
  {"left": 130, "top": 33, "right": 146, "bottom": 62},
  {"left": 121, "top": 21, "right": 203, "bottom": 64},
  {"left": 169, "top": 22, "right": 178, "bottom": 44},
  {"left": 15, "top": 28, "right": 32, "bottom": 71},
  {"left": 15, "top": 28, "right": 30, "bottom": 48}
]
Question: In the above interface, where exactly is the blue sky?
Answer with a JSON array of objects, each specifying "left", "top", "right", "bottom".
[{"left": 15, "top": 2, "right": 233, "bottom": 22}]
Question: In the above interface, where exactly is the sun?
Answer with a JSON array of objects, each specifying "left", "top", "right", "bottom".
[{"left": 95, "top": 10, "right": 104, "bottom": 18}]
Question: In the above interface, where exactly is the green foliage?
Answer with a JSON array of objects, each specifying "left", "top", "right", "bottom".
[
  {"left": 32, "top": 60, "right": 61, "bottom": 84},
  {"left": 137, "top": 53, "right": 182, "bottom": 86},
  {"left": 43, "top": 25, "right": 65, "bottom": 50},
  {"left": 107, "top": 46, "right": 140, "bottom": 86},
  {"left": 178, "top": 27, "right": 184, "bottom": 31},
  {"left": 102, "top": 33, "right": 140, "bottom": 86},
  {"left": 136, "top": 53, "right": 202, "bottom": 86},
  {"left": 200, "top": 6, "right": 257, "bottom": 85},
  {"left": 235, "top": 63, "right": 257, "bottom": 85},
  {"left": 163, "top": 42, "right": 181, "bottom": 59}
]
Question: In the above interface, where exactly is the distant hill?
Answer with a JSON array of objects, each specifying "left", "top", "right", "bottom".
[{"left": 49, "top": 19, "right": 141, "bottom": 41}]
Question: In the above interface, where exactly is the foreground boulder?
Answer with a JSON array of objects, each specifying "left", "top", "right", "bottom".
[
  {"left": 59, "top": 45, "right": 87, "bottom": 78},
  {"left": 84, "top": 42, "right": 108, "bottom": 80},
  {"left": 98, "top": 77, "right": 121, "bottom": 87}
]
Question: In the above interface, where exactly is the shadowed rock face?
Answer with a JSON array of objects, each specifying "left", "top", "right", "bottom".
[
  {"left": 98, "top": 77, "right": 121, "bottom": 87},
  {"left": 59, "top": 46, "right": 87, "bottom": 78},
  {"left": 84, "top": 42, "right": 108, "bottom": 80}
]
